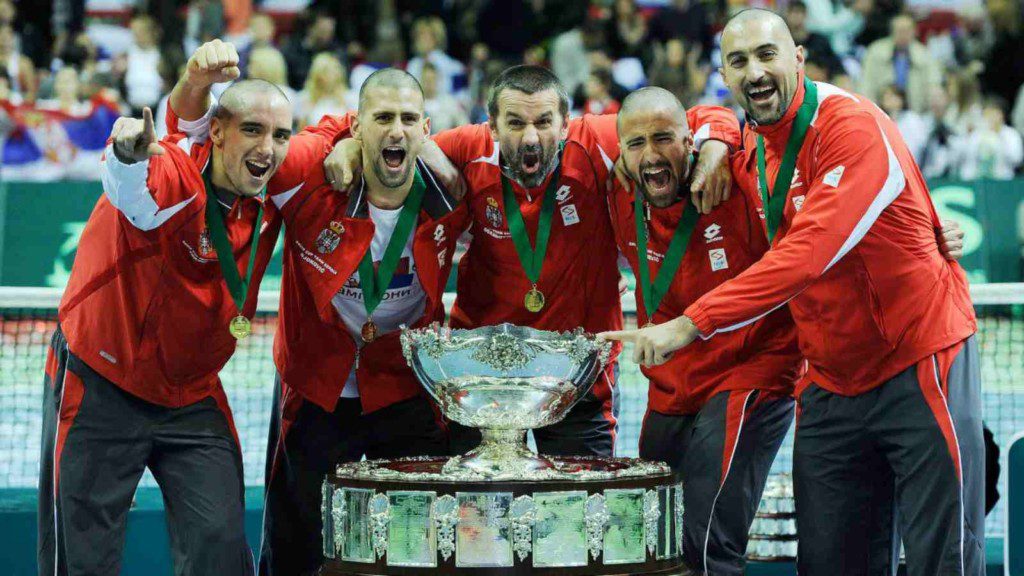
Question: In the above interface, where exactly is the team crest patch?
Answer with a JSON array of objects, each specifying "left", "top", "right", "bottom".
[
  {"left": 709, "top": 248, "right": 729, "bottom": 271},
  {"left": 316, "top": 221, "right": 345, "bottom": 254},
  {"left": 198, "top": 229, "right": 214, "bottom": 257},
  {"left": 485, "top": 196, "right": 503, "bottom": 228},
  {"left": 792, "top": 195, "right": 806, "bottom": 211}
]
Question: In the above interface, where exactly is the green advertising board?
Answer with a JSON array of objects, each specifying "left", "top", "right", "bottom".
[
  {"left": 0, "top": 181, "right": 285, "bottom": 288},
  {"left": 0, "top": 179, "right": 1021, "bottom": 287}
]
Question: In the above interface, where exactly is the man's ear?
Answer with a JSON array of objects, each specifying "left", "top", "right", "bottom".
[
  {"left": 421, "top": 115, "right": 431, "bottom": 140},
  {"left": 351, "top": 114, "right": 362, "bottom": 143},
  {"left": 210, "top": 116, "right": 225, "bottom": 147},
  {"left": 559, "top": 113, "right": 569, "bottom": 141},
  {"left": 488, "top": 115, "right": 499, "bottom": 142}
]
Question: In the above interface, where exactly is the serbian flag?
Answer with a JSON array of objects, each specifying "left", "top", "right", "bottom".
[{"left": 1, "top": 96, "right": 121, "bottom": 181}]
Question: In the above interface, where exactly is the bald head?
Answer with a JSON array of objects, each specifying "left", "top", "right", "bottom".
[
  {"left": 720, "top": 8, "right": 803, "bottom": 125},
  {"left": 618, "top": 87, "right": 689, "bottom": 134},
  {"left": 616, "top": 87, "right": 695, "bottom": 208},
  {"left": 214, "top": 78, "right": 290, "bottom": 121},
  {"left": 358, "top": 68, "right": 423, "bottom": 113}
]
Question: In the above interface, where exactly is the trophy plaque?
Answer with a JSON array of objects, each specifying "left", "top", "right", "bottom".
[{"left": 322, "top": 324, "right": 684, "bottom": 575}]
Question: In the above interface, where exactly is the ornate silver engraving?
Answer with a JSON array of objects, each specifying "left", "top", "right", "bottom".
[
  {"left": 508, "top": 495, "right": 536, "bottom": 561},
  {"left": 331, "top": 488, "right": 346, "bottom": 557},
  {"left": 470, "top": 332, "right": 539, "bottom": 370},
  {"left": 643, "top": 489, "right": 660, "bottom": 555},
  {"left": 334, "top": 456, "right": 672, "bottom": 483},
  {"left": 674, "top": 483, "right": 684, "bottom": 553},
  {"left": 432, "top": 494, "right": 458, "bottom": 561},
  {"left": 369, "top": 493, "right": 391, "bottom": 559},
  {"left": 321, "top": 483, "right": 334, "bottom": 559},
  {"left": 585, "top": 493, "right": 609, "bottom": 560}
]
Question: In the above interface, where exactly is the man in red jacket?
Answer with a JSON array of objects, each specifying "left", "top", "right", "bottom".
[
  {"left": 325, "top": 65, "right": 741, "bottom": 458},
  {"left": 39, "top": 76, "right": 294, "bottom": 575},
  {"left": 166, "top": 48, "right": 465, "bottom": 575},
  {"left": 603, "top": 10, "right": 983, "bottom": 576},
  {"left": 607, "top": 87, "right": 802, "bottom": 575}
]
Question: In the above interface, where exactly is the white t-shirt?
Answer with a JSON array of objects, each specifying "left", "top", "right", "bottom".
[{"left": 332, "top": 202, "right": 426, "bottom": 397}]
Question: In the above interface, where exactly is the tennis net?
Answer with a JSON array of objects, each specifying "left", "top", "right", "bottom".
[{"left": 1, "top": 283, "right": 1021, "bottom": 533}]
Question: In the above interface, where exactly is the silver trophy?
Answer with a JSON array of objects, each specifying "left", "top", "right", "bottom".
[
  {"left": 400, "top": 323, "right": 612, "bottom": 477},
  {"left": 320, "top": 323, "right": 683, "bottom": 574}
]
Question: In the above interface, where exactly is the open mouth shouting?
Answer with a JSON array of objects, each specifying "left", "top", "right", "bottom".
[
  {"left": 244, "top": 158, "right": 272, "bottom": 183},
  {"left": 381, "top": 145, "right": 408, "bottom": 174},
  {"left": 641, "top": 163, "right": 675, "bottom": 199},
  {"left": 520, "top": 146, "right": 542, "bottom": 176}
]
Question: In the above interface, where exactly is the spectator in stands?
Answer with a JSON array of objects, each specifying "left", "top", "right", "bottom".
[
  {"left": 647, "top": 38, "right": 705, "bottom": 106},
  {"left": 282, "top": 10, "right": 343, "bottom": 91},
  {"left": 37, "top": 66, "right": 87, "bottom": 115},
  {"left": 606, "top": 0, "right": 650, "bottom": 63},
  {"left": 648, "top": 0, "right": 713, "bottom": 62},
  {"left": 0, "top": 24, "right": 35, "bottom": 101},
  {"left": 183, "top": 0, "right": 224, "bottom": 56},
  {"left": 953, "top": 96, "right": 1024, "bottom": 180},
  {"left": 295, "top": 52, "right": 353, "bottom": 128},
  {"left": 946, "top": 69, "right": 986, "bottom": 134},
  {"left": 1012, "top": 83, "right": 1024, "bottom": 140},
  {"left": 804, "top": 0, "right": 868, "bottom": 56},
  {"left": 952, "top": 5, "right": 994, "bottom": 69},
  {"left": 550, "top": 18, "right": 604, "bottom": 103},
  {"left": 247, "top": 45, "right": 296, "bottom": 105},
  {"left": 855, "top": 0, "right": 903, "bottom": 49},
  {"left": 859, "top": 14, "right": 943, "bottom": 114},
  {"left": 406, "top": 16, "right": 467, "bottom": 104},
  {"left": 880, "top": 84, "right": 929, "bottom": 161},
  {"left": 919, "top": 87, "right": 959, "bottom": 179},
  {"left": 475, "top": 0, "right": 542, "bottom": 62},
  {"left": 981, "top": 0, "right": 1024, "bottom": 106},
  {"left": 422, "top": 61, "right": 468, "bottom": 133},
  {"left": 239, "top": 12, "right": 277, "bottom": 71},
  {"left": 123, "top": 15, "right": 163, "bottom": 115},
  {"left": 582, "top": 67, "right": 621, "bottom": 116},
  {"left": 786, "top": 0, "right": 845, "bottom": 82}
]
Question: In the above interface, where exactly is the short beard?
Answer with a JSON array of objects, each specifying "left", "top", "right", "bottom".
[
  {"left": 746, "top": 91, "right": 793, "bottom": 125},
  {"left": 506, "top": 145, "right": 559, "bottom": 188},
  {"left": 372, "top": 156, "right": 415, "bottom": 189}
]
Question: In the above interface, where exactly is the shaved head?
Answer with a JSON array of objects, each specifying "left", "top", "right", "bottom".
[
  {"left": 720, "top": 8, "right": 804, "bottom": 125},
  {"left": 618, "top": 87, "right": 689, "bottom": 134},
  {"left": 214, "top": 78, "right": 290, "bottom": 121},
  {"left": 358, "top": 68, "right": 423, "bottom": 114},
  {"left": 617, "top": 87, "right": 695, "bottom": 208}
]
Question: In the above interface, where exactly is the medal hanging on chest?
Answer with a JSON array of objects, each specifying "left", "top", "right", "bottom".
[
  {"left": 501, "top": 144, "right": 563, "bottom": 313},
  {"left": 756, "top": 77, "right": 819, "bottom": 243},
  {"left": 633, "top": 179, "right": 699, "bottom": 328},
  {"left": 203, "top": 169, "right": 265, "bottom": 340},
  {"left": 357, "top": 170, "right": 426, "bottom": 343}
]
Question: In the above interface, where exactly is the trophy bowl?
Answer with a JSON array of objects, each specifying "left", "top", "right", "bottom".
[{"left": 401, "top": 323, "right": 612, "bottom": 478}]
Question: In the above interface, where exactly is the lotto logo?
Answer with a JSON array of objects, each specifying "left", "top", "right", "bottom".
[
  {"left": 704, "top": 223, "right": 722, "bottom": 242},
  {"left": 556, "top": 185, "right": 572, "bottom": 203},
  {"left": 434, "top": 225, "right": 446, "bottom": 243}
]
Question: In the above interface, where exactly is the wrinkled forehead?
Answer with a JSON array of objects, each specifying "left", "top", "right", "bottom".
[
  {"left": 359, "top": 85, "right": 425, "bottom": 118},
  {"left": 721, "top": 18, "right": 791, "bottom": 60},
  {"left": 497, "top": 88, "right": 563, "bottom": 121},
  {"left": 225, "top": 93, "right": 293, "bottom": 131},
  {"left": 619, "top": 106, "right": 688, "bottom": 142}
]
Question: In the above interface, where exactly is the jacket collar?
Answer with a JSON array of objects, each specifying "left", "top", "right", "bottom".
[{"left": 344, "top": 157, "right": 458, "bottom": 221}]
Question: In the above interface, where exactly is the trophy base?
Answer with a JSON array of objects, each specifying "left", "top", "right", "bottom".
[
  {"left": 441, "top": 428, "right": 557, "bottom": 478},
  {"left": 321, "top": 456, "right": 683, "bottom": 575}
]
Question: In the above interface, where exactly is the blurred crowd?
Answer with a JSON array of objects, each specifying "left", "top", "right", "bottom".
[{"left": 1, "top": 0, "right": 1023, "bottom": 181}]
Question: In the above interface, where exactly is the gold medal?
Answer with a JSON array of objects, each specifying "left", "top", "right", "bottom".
[
  {"left": 524, "top": 286, "right": 545, "bottom": 313},
  {"left": 228, "top": 315, "right": 252, "bottom": 340},
  {"left": 361, "top": 320, "right": 378, "bottom": 343}
]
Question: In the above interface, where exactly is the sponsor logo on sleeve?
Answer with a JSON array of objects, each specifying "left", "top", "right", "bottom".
[
  {"left": 792, "top": 195, "right": 806, "bottom": 212},
  {"left": 823, "top": 165, "right": 845, "bottom": 188},
  {"left": 704, "top": 223, "right": 723, "bottom": 242},
  {"left": 709, "top": 248, "right": 729, "bottom": 271},
  {"left": 560, "top": 204, "right": 580, "bottom": 226}
]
